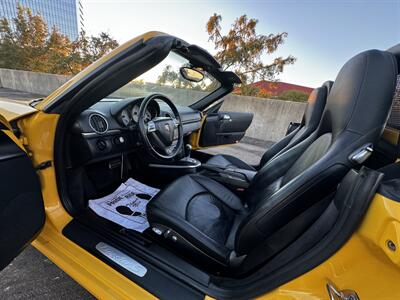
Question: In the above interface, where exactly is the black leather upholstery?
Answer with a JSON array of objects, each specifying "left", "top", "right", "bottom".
[
  {"left": 147, "top": 49, "right": 398, "bottom": 268},
  {"left": 205, "top": 154, "right": 256, "bottom": 171},
  {"left": 147, "top": 174, "right": 248, "bottom": 264},
  {"left": 207, "top": 81, "right": 331, "bottom": 170}
]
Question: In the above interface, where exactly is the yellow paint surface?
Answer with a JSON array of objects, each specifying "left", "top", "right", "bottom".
[
  {"left": 253, "top": 194, "right": 400, "bottom": 300},
  {"left": 16, "top": 111, "right": 156, "bottom": 299},
  {"left": 0, "top": 98, "right": 37, "bottom": 121}
]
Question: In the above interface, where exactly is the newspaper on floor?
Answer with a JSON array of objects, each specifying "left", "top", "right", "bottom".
[{"left": 88, "top": 178, "right": 159, "bottom": 233}]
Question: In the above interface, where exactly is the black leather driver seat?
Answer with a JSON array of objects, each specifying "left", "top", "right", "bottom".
[
  {"left": 147, "top": 49, "right": 398, "bottom": 269},
  {"left": 206, "top": 80, "right": 333, "bottom": 171}
]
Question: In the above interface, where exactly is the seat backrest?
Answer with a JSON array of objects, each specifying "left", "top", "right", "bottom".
[
  {"left": 235, "top": 49, "right": 398, "bottom": 256},
  {"left": 375, "top": 44, "right": 400, "bottom": 164},
  {"left": 388, "top": 43, "right": 400, "bottom": 70},
  {"left": 259, "top": 81, "right": 331, "bottom": 166}
]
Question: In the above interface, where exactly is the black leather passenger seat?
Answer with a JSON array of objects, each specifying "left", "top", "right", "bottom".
[{"left": 147, "top": 48, "right": 398, "bottom": 272}]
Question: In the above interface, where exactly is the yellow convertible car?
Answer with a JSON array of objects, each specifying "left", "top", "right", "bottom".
[{"left": 1, "top": 31, "right": 400, "bottom": 299}]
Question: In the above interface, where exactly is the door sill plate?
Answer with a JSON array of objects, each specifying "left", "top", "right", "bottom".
[{"left": 95, "top": 242, "right": 147, "bottom": 277}]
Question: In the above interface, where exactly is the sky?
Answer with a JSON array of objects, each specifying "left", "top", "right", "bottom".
[{"left": 82, "top": 0, "right": 400, "bottom": 88}]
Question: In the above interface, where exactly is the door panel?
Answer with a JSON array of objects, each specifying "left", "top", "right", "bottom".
[
  {"left": 0, "top": 123, "right": 45, "bottom": 270},
  {"left": 199, "top": 111, "right": 253, "bottom": 147}
]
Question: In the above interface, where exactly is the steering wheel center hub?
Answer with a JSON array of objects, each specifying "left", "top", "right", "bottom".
[
  {"left": 154, "top": 119, "right": 175, "bottom": 146},
  {"left": 138, "top": 94, "right": 183, "bottom": 160}
]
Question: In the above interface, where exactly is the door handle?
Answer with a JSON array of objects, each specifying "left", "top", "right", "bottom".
[{"left": 220, "top": 114, "right": 231, "bottom": 121}]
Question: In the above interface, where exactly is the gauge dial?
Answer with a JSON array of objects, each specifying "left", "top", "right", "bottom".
[
  {"left": 131, "top": 104, "right": 140, "bottom": 122},
  {"left": 144, "top": 110, "right": 152, "bottom": 123},
  {"left": 120, "top": 109, "right": 130, "bottom": 126},
  {"left": 131, "top": 104, "right": 155, "bottom": 123}
]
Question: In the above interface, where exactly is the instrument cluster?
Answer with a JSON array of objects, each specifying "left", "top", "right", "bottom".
[{"left": 119, "top": 101, "right": 159, "bottom": 127}]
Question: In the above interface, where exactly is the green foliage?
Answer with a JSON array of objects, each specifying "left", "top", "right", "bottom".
[
  {"left": 0, "top": 5, "right": 119, "bottom": 75},
  {"left": 206, "top": 13, "right": 296, "bottom": 96},
  {"left": 156, "top": 65, "right": 217, "bottom": 92},
  {"left": 157, "top": 65, "right": 192, "bottom": 89},
  {"left": 275, "top": 90, "right": 309, "bottom": 102},
  {"left": 238, "top": 84, "right": 260, "bottom": 97}
]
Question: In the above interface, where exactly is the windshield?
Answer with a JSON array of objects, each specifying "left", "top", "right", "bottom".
[{"left": 108, "top": 51, "right": 220, "bottom": 106}]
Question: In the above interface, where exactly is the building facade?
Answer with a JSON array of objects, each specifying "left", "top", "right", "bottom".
[{"left": 0, "top": 0, "right": 84, "bottom": 41}]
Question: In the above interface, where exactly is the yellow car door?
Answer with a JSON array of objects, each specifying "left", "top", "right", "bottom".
[{"left": 0, "top": 116, "right": 45, "bottom": 270}]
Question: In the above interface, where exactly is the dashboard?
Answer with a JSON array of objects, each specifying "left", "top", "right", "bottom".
[{"left": 70, "top": 97, "right": 202, "bottom": 165}]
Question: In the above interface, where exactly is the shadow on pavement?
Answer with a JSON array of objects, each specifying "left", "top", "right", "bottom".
[{"left": 0, "top": 246, "right": 94, "bottom": 299}]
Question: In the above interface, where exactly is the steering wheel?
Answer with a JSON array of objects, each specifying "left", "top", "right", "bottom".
[{"left": 138, "top": 94, "right": 183, "bottom": 160}]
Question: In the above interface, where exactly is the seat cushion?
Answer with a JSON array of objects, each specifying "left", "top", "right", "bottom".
[
  {"left": 147, "top": 174, "right": 248, "bottom": 264},
  {"left": 206, "top": 154, "right": 256, "bottom": 171}
]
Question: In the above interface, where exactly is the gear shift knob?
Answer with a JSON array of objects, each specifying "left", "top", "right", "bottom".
[{"left": 185, "top": 144, "right": 192, "bottom": 158}]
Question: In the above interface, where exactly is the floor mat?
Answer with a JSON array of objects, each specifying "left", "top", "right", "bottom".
[{"left": 88, "top": 178, "right": 159, "bottom": 233}]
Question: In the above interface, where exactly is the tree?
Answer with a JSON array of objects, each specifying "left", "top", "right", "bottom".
[
  {"left": 157, "top": 65, "right": 184, "bottom": 88},
  {"left": 73, "top": 30, "right": 119, "bottom": 69},
  {"left": 46, "top": 27, "right": 74, "bottom": 74},
  {"left": 276, "top": 90, "right": 309, "bottom": 102},
  {"left": 206, "top": 14, "right": 295, "bottom": 95},
  {"left": 156, "top": 65, "right": 215, "bottom": 91},
  {"left": 0, "top": 5, "right": 49, "bottom": 71},
  {"left": 0, "top": 4, "right": 119, "bottom": 75}
]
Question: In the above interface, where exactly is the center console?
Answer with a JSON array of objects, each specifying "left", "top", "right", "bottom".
[
  {"left": 147, "top": 144, "right": 257, "bottom": 190},
  {"left": 147, "top": 144, "right": 201, "bottom": 179},
  {"left": 148, "top": 157, "right": 201, "bottom": 172}
]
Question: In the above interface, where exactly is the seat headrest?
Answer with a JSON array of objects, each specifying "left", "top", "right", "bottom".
[
  {"left": 321, "top": 49, "right": 398, "bottom": 138},
  {"left": 303, "top": 84, "right": 328, "bottom": 128},
  {"left": 322, "top": 80, "right": 334, "bottom": 94}
]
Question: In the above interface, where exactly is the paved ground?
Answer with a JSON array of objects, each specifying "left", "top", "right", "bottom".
[
  {"left": 201, "top": 137, "right": 272, "bottom": 166},
  {"left": 0, "top": 88, "right": 269, "bottom": 299},
  {"left": 0, "top": 87, "right": 43, "bottom": 101},
  {"left": 0, "top": 247, "right": 94, "bottom": 299}
]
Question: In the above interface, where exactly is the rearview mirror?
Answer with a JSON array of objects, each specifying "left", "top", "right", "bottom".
[{"left": 180, "top": 67, "right": 204, "bottom": 82}]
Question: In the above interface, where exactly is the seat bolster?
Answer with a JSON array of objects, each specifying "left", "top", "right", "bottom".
[
  {"left": 148, "top": 206, "right": 232, "bottom": 262},
  {"left": 207, "top": 154, "right": 256, "bottom": 171},
  {"left": 247, "top": 133, "right": 316, "bottom": 207},
  {"left": 259, "top": 128, "right": 300, "bottom": 166}
]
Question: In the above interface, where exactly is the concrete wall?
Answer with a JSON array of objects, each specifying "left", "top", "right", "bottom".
[
  {"left": 0, "top": 68, "right": 307, "bottom": 142},
  {"left": 221, "top": 94, "right": 306, "bottom": 142},
  {"left": 0, "top": 68, "right": 70, "bottom": 96}
]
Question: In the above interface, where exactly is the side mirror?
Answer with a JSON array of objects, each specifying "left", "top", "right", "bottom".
[{"left": 179, "top": 67, "right": 204, "bottom": 82}]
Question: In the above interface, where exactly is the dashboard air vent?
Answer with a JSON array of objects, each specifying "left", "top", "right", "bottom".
[{"left": 89, "top": 114, "right": 108, "bottom": 134}]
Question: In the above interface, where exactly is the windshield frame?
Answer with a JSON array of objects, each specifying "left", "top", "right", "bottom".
[
  {"left": 107, "top": 51, "right": 222, "bottom": 108},
  {"left": 43, "top": 33, "right": 240, "bottom": 114}
]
